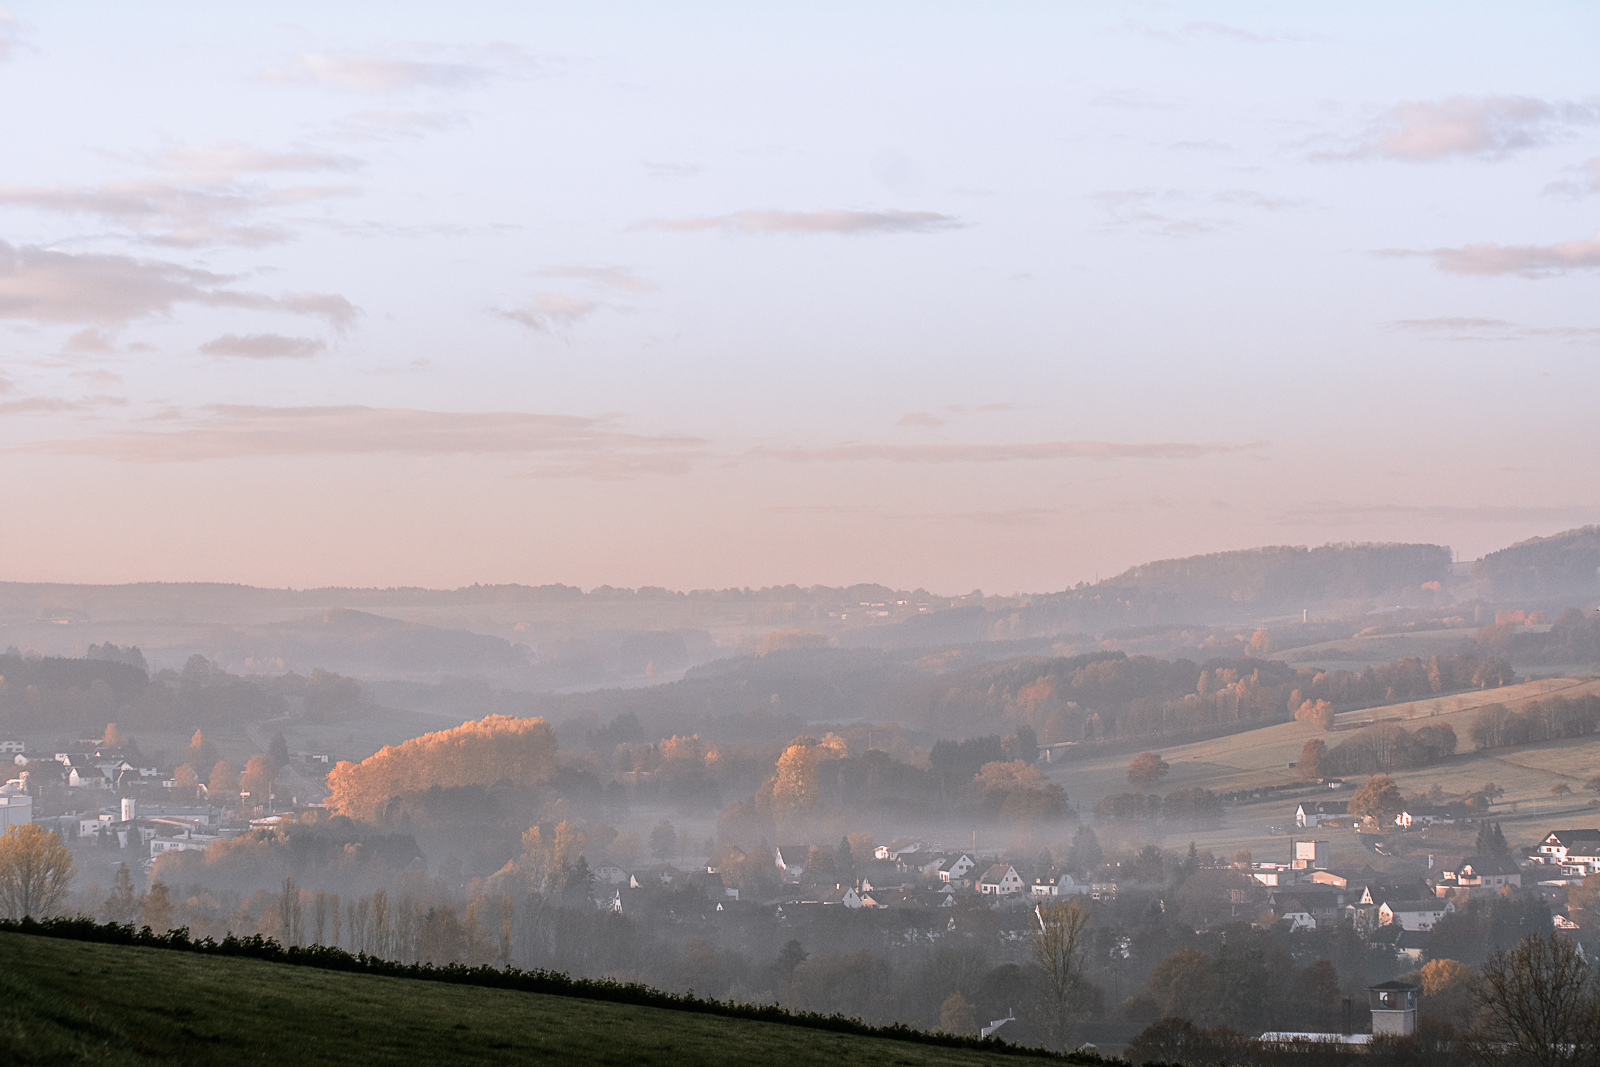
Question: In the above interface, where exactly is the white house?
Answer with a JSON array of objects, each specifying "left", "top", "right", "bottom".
[
  {"left": 150, "top": 832, "right": 217, "bottom": 857},
  {"left": 938, "top": 854, "right": 976, "bottom": 883},
  {"left": 1378, "top": 899, "right": 1454, "bottom": 931},
  {"left": 1031, "top": 874, "right": 1087, "bottom": 898},
  {"left": 775, "top": 844, "right": 810, "bottom": 877},
  {"left": 1297, "top": 801, "right": 1350, "bottom": 828},
  {"left": 1536, "top": 830, "right": 1600, "bottom": 868},
  {"left": 978, "top": 863, "right": 1024, "bottom": 897},
  {"left": 1395, "top": 804, "right": 1459, "bottom": 829}
]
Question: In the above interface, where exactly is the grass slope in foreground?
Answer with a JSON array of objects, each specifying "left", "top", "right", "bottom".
[{"left": 1, "top": 932, "right": 1044, "bottom": 1067}]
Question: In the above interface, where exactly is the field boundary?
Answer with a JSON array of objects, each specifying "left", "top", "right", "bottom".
[{"left": 0, "top": 918, "right": 1102, "bottom": 1062}]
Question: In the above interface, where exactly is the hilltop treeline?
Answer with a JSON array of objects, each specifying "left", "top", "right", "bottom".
[
  {"left": 0, "top": 653, "right": 363, "bottom": 735},
  {"left": 1474, "top": 526, "right": 1600, "bottom": 600}
]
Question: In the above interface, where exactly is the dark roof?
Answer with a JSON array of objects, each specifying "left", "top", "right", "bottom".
[
  {"left": 1370, "top": 981, "right": 1421, "bottom": 991},
  {"left": 1545, "top": 829, "right": 1600, "bottom": 844},
  {"left": 1461, "top": 856, "right": 1522, "bottom": 876}
]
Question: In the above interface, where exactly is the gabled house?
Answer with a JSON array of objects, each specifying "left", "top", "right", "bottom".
[
  {"left": 977, "top": 863, "right": 1024, "bottom": 897},
  {"left": 1434, "top": 855, "right": 1522, "bottom": 897},
  {"left": 1378, "top": 899, "right": 1453, "bottom": 931},
  {"left": 1536, "top": 829, "right": 1600, "bottom": 865},
  {"left": 1297, "top": 801, "right": 1350, "bottom": 828},
  {"left": 1031, "top": 873, "right": 1086, "bottom": 898},
  {"left": 593, "top": 865, "right": 630, "bottom": 885},
  {"left": 938, "top": 853, "right": 976, "bottom": 884},
  {"left": 775, "top": 844, "right": 810, "bottom": 878}
]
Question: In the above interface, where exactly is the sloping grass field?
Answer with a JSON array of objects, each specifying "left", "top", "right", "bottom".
[
  {"left": 0, "top": 931, "right": 1058, "bottom": 1067},
  {"left": 1043, "top": 675, "right": 1600, "bottom": 865}
]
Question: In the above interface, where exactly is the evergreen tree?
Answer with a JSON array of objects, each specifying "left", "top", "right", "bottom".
[
  {"left": 1476, "top": 821, "right": 1509, "bottom": 856},
  {"left": 269, "top": 732, "right": 291, "bottom": 769},
  {"left": 103, "top": 863, "right": 137, "bottom": 924}
]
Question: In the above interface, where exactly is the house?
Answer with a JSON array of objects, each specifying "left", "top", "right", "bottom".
[
  {"left": 68, "top": 767, "right": 113, "bottom": 789},
  {"left": 0, "top": 741, "right": 24, "bottom": 755},
  {"left": 977, "top": 864, "right": 1024, "bottom": 897},
  {"left": 0, "top": 786, "right": 31, "bottom": 831},
  {"left": 774, "top": 844, "right": 810, "bottom": 877},
  {"left": 688, "top": 869, "right": 739, "bottom": 901},
  {"left": 1297, "top": 801, "right": 1350, "bottom": 828},
  {"left": 1535, "top": 829, "right": 1600, "bottom": 865},
  {"left": 593, "top": 865, "right": 630, "bottom": 885},
  {"left": 1378, "top": 899, "right": 1454, "bottom": 931},
  {"left": 1395, "top": 804, "right": 1459, "bottom": 829},
  {"left": 149, "top": 831, "right": 217, "bottom": 857},
  {"left": 1031, "top": 873, "right": 1087, "bottom": 898},
  {"left": 896, "top": 848, "right": 948, "bottom": 876},
  {"left": 1267, "top": 896, "right": 1318, "bottom": 931},
  {"left": 1434, "top": 855, "right": 1523, "bottom": 897},
  {"left": 1394, "top": 930, "right": 1431, "bottom": 962},
  {"left": 1088, "top": 882, "right": 1119, "bottom": 901},
  {"left": 873, "top": 838, "right": 927, "bottom": 861},
  {"left": 938, "top": 854, "right": 976, "bottom": 884},
  {"left": 1291, "top": 840, "right": 1330, "bottom": 870}
]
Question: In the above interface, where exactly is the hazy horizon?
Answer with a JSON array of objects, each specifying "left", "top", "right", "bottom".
[{"left": 2, "top": 2, "right": 1597, "bottom": 593}]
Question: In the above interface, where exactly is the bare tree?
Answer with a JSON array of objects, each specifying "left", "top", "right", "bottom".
[
  {"left": 1031, "top": 898, "right": 1090, "bottom": 1048},
  {"left": 1470, "top": 933, "right": 1600, "bottom": 1067}
]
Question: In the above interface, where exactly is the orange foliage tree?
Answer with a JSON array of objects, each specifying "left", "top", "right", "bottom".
[{"left": 326, "top": 715, "right": 558, "bottom": 821}]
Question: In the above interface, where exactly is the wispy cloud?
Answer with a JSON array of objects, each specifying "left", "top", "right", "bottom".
[
  {"left": 1388, "top": 317, "right": 1600, "bottom": 342},
  {"left": 1136, "top": 20, "right": 1296, "bottom": 45},
  {"left": 1545, "top": 157, "right": 1600, "bottom": 199},
  {"left": 636, "top": 209, "right": 962, "bottom": 236},
  {"left": 495, "top": 292, "right": 600, "bottom": 333},
  {"left": 0, "top": 240, "right": 358, "bottom": 327},
  {"left": 0, "top": 5, "right": 24, "bottom": 62},
  {"left": 1380, "top": 231, "right": 1600, "bottom": 277},
  {"left": 0, "top": 393, "right": 126, "bottom": 417},
  {"left": 753, "top": 440, "right": 1261, "bottom": 464},
  {"left": 642, "top": 161, "right": 702, "bottom": 178},
  {"left": 0, "top": 139, "right": 361, "bottom": 247},
  {"left": 12, "top": 405, "right": 707, "bottom": 477},
  {"left": 1278, "top": 501, "right": 1600, "bottom": 525},
  {"left": 199, "top": 333, "right": 327, "bottom": 360},
  {"left": 895, "top": 412, "right": 945, "bottom": 428},
  {"left": 534, "top": 265, "right": 656, "bottom": 293},
  {"left": 1332, "top": 96, "right": 1600, "bottom": 162},
  {"left": 268, "top": 53, "right": 488, "bottom": 94}
]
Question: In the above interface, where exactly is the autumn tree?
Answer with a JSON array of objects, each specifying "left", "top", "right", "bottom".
[
  {"left": 768, "top": 733, "right": 849, "bottom": 818},
  {"left": 326, "top": 715, "right": 559, "bottom": 821},
  {"left": 172, "top": 763, "right": 200, "bottom": 802},
  {"left": 240, "top": 754, "right": 276, "bottom": 805},
  {"left": 1295, "top": 699, "right": 1336, "bottom": 731},
  {"left": 103, "top": 722, "right": 127, "bottom": 749},
  {"left": 0, "top": 824, "right": 75, "bottom": 919},
  {"left": 1127, "top": 752, "right": 1170, "bottom": 790},
  {"left": 1031, "top": 899, "right": 1090, "bottom": 1047},
  {"left": 939, "top": 991, "right": 977, "bottom": 1035},
  {"left": 140, "top": 881, "right": 174, "bottom": 932},
  {"left": 1349, "top": 774, "right": 1403, "bottom": 826},
  {"left": 188, "top": 729, "right": 215, "bottom": 769},
  {"left": 1299, "top": 738, "right": 1328, "bottom": 780},
  {"left": 208, "top": 760, "right": 240, "bottom": 803}
]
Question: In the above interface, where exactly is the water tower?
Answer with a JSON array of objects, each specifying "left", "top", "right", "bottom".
[{"left": 1368, "top": 981, "right": 1418, "bottom": 1036}]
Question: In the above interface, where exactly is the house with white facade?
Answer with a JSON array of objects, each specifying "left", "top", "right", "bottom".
[
  {"left": 1296, "top": 801, "right": 1350, "bottom": 828},
  {"left": 1031, "top": 874, "right": 1087, "bottom": 898},
  {"left": 938, "top": 854, "right": 976, "bottom": 883},
  {"left": 977, "top": 863, "right": 1024, "bottom": 897},
  {"left": 1378, "top": 899, "right": 1454, "bottom": 931},
  {"left": 1535, "top": 830, "right": 1600, "bottom": 871}
]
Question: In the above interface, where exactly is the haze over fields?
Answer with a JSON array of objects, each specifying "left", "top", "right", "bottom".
[{"left": 4, "top": 4, "right": 1600, "bottom": 1063}]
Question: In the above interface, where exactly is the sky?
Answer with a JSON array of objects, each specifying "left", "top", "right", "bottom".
[{"left": 1, "top": 1, "right": 1597, "bottom": 594}]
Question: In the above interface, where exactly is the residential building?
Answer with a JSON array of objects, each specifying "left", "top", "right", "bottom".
[
  {"left": 0, "top": 741, "right": 24, "bottom": 755},
  {"left": 1378, "top": 899, "right": 1453, "bottom": 931},
  {"left": 938, "top": 853, "right": 976, "bottom": 884},
  {"left": 1031, "top": 874, "right": 1087, "bottom": 898},
  {"left": 0, "top": 785, "right": 32, "bottom": 831},
  {"left": 1535, "top": 829, "right": 1600, "bottom": 866},
  {"left": 1296, "top": 801, "right": 1350, "bottom": 828},
  {"left": 1395, "top": 804, "right": 1460, "bottom": 829},
  {"left": 1433, "top": 855, "right": 1523, "bottom": 897},
  {"left": 977, "top": 863, "right": 1024, "bottom": 897}
]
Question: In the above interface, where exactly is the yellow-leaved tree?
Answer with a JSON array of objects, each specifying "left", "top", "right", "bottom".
[{"left": 326, "top": 715, "right": 558, "bottom": 821}]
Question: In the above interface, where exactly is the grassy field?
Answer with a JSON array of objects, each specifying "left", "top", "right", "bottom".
[
  {"left": 0, "top": 932, "right": 1054, "bottom": 1067},
  {"left": 1041, "top": 675, "right": 1600, "bottom": 867}
]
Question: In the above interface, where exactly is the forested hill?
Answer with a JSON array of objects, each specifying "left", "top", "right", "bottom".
[{"left": 1475, "top": 526, "right": 1600, "bottom": 600}]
